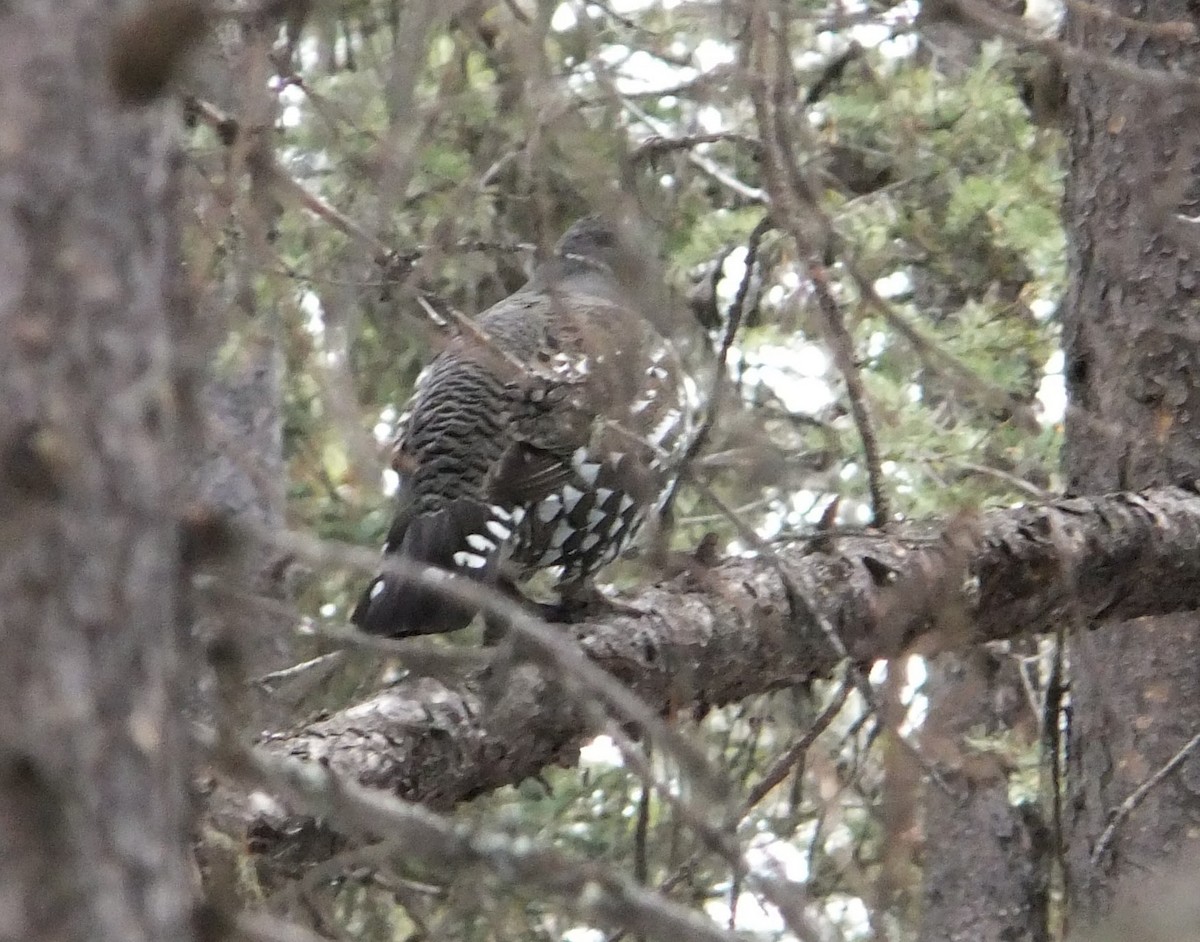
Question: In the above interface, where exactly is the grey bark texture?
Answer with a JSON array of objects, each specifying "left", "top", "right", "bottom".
[
  {"left": 906, "top": 10, "right": 1054, "bottom": 932},
  {"left": 919, "top": 651, "right": 1049, "bottom": 942},
  {"left": 193, "top": 340, "right": 295, "bottom": 733},
  {"left": 1061, "top": 0, "right": 1200, "bottom": 921},
  {"left": 0, "top": 4, "right": 196, "bottom": 942},
  {"left": 232, "top": 485, "right": 1200, "bottom": 869}
]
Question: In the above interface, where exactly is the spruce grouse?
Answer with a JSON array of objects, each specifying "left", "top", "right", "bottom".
[{"left": 352, "top": 216, "right": 692, "bottom": 636}]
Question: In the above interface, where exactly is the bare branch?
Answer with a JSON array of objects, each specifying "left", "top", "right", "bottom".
[
  {"left": 622, "top": 98, "right": 768, "bottom": 203},
  {"left": 223, "top": 485, "right": 1200, "bottom": 851},
  {"left": 742, "top": 1, "right": 889, "bottom": 523}
]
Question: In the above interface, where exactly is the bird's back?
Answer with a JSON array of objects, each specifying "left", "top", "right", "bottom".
[{"left": 352, "top": 218, "right": 691, "bottom": 637}]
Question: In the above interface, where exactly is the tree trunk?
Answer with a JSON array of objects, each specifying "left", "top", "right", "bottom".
[
  {"left": 1061, "top": 0, "right": 1200, "bottom": 921},
  {"left": 919, "top": 651, "right": 1049, "bottom": 942},
  {"left": 0, "top": 4, "right": 197, "bottom": 942},
  {"left": 193, "top": 339, "right": 295, "bottom": 733}
]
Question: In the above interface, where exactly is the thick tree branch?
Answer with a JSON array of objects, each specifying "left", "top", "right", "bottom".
[{"left": 235, "top": 485, "right": 1200, "bottom": 858}]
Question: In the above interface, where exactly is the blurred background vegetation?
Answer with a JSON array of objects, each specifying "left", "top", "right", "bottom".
[{"left": 185, "top": 0, "right": 1067, "bottom": 936}]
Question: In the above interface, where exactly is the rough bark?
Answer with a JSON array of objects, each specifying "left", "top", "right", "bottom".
[
  {"left": 919, "top": 651, "right": 1049, "bottom": 942},
  {"left": 0, "top": 4, "right": 196, "bottom": 942},
  {"left": 889, "top": 9, "right": 1053, "bottom": 930},
  {"left": 916, "top": 0, "right": 1029, "bottom": 78},
  {"left": 193, "top": 340, "right": 295, "bottom": 733},
  {"left": 230, "top": 485, "right": 1200, "bottom": 867},
  {"left": 183, "top": 0, "right": 294, "bottom": 737},
  {"left": 1061, "top": 0, "right": 1200, "bottom": 920}
]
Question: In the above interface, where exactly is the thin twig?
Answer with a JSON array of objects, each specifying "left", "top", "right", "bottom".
[
  {"left": 254, "top": 651, "right": 347, "bottom": 689},
  {"left": 622, "top": 98, "right": 767, "bottom": 203},
  {"left": 631, "top": 132, "right": 763, "bottom": 162},
  {"left": 1044, "top": 626, "right": 1067, "bottom": 902},
  {"left": 803, "top": 43, "right": 864, "bottom": 106},
  {"left": 807, "top": 264, "right": 889, "bottom": 526},
  {"left": 689, "top": 475, "right": 956, "bottom": 802},
  {"left": 1090, "top": 730, "right": 1200, "bottom": 867},
  {"left": 261, "top": 839, "right": 408, "bottom": 910},
  {"left": 595, "top": 716, "right": 824, "bottom": 942},
  {"left": 951, "top": 460, "right": 1051, "bottom": 501},
  {"left": 747, "top": 0, "right": 888, "bottom": 527},
  {"left": 742, "top": 671, "right": 852, "bottom": 810},
  {"left": 634, "top": 763, "right": 652, "bottom": 887},
  {"left": 198, "top": 580, "right": 492, "bottom": 677},
  {"left": 1066, "top": 0, "right": 1195, "bottom": 39},
  {"left": 741, "top": 1, "right": 962, "bottom": 802},
  {"left": 587, "top": 0, "right": 666, "bottom": 37},
  {"left": 659, "top": 216, "right": 774, "bottom": 523},
  {"left": 207, "top": 732, "right": 742, "bottom": 942},
  {"left": 607, "top": 675, "right": 851, "bottom": 942},
  {"left": 412, "top": 292, "right": 540, "bottom": 383}
]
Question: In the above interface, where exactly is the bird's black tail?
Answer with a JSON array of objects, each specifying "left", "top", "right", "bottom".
[{"left": 351, "top": 498, "right": 515, "bottom": 637}]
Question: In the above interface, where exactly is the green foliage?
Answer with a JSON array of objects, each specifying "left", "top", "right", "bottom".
[{"left": 187, "top": 3, "right": 1068, "bottom": 938}]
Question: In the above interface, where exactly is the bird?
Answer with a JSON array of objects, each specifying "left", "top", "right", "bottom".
[{"left": 352, "top": 215, "right": 693, "bottom": 637}]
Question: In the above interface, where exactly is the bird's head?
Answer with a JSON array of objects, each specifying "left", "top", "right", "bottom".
[
  {"left": 540, "top": 214, "right": 675, "bottom": 332},
  {"left": 553, "top": 215, "right": 625, "bottom": 271}
]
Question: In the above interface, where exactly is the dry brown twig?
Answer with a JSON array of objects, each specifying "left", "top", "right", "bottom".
[
  {"left": 741, "top": 2, "right": 891, "bottom": 528},
  {"left": 621, "top": 97, "right": 768, "bottom": 203},
  {"left": 606, "top": 672, "right": 854, "bottom": 942},
  {"left": 594, "top": 713, "right": 824, "bottom": 942}
]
